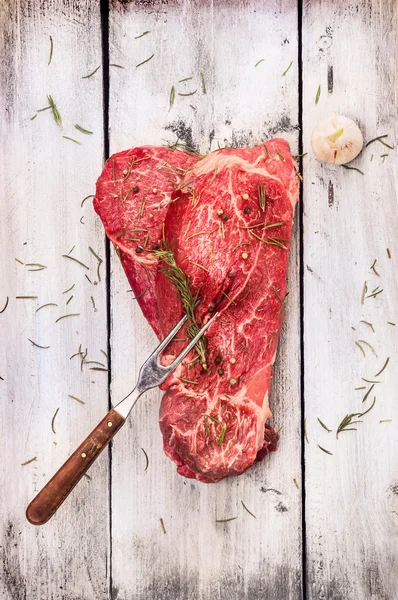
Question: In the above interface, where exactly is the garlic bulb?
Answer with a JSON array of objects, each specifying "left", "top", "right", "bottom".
[{"left": 311, "top": 113, "right": 363, "bottom": 165}]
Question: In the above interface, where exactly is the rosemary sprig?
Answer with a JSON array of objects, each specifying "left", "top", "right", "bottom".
[
  {"left": 136, "top": 54, "right": 154, "bottom": 68},
  {"left": 254, "top": 59, "right": 264, "bottom": 67},
  {"left": 366, "top": 288, "right": 383, "bottom": 299},
  {"left": 315, "top": 84, "right": 321, "bottom": 105},
  {"left": 47, "top": 95, "right": 62, "bottom": 127},
  {"left": 336, "top": 397, "right": 376, "bottom": 438},
  {"left": 153, "top": 245, "right": 208, "bottom": 368},
  {"left": 317, "top": 418, "right": 332, "bottom": 432},
  {"left": 74, "top": 124, "right": 93, "bottom": 135},
  {"left": 135, "top": 30, "right": 150, "bottom": 39},
  {"left": 51, "top": 407, "right": 59, "bottom": 434},
  {"left": 281, "top": 61, "right": 293, "bottom": 76},
  {"left": 48, "top": 35, "right": 53, "bottom": 65},
  {"left": 241, "top": 501, "right": 256, "bottom": 518},
  {"left": 318, "top": 445, "right": 333, "bottom": 455},
  {"left": 141, "top": 448, "right": 149, "bottom": 471},
  {"left": 82, "top": 65, "right": 101, "bottom": 79}
]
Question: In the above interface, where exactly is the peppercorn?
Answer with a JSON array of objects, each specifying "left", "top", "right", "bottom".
[
  {"left": 135, "top": 247, "right": 143, "bottom": 254},
  {"left": 208, "top": 305, "right": 215, "bottom": 313},
  {"left": 215, "top": 356, "right": 222, "bottom": 364},
  {"left": 152, "top": 243, "right": 160, "bottom": 251},
  {"left": 221, "top": 213, "right": 228, "bottom": 221},
  {"left": 227, "top": 273, "right": 234, "bottom": 278},
  {"left": 133, "top": 186, "right": 139, "bottom": 193},
  {"left": 217, "top": 368, "right": 224, "bottom": 376},
  {"left": 244, "top": 206, "right": 250, "bottom": 214}
]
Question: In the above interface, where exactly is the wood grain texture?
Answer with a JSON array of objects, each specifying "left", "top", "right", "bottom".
[
  {"left": 108, "top": 2, "right": 302, "bottom": 599},
  {"left": 27, "top": 409, "right": 125, "bottom": 526},
  {"left": 302, "top": 1, "right": 398, "bottom": 598},
  {"left": 0, "top": 0, "right": 109, "bottom": 598}
]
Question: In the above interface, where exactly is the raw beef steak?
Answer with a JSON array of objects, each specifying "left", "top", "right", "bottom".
[{"left": 94, "top": 140, "right": 299, "bottom": 482}]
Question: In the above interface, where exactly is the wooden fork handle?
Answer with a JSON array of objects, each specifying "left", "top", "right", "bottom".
[{"left": 26, "top": 408, "right": 125, "bottom": 526}]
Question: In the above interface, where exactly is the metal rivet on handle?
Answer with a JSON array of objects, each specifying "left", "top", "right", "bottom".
[
  {"left": 107, "top": 422, "right": 112, "bottom": 427},
  {"left": 81, "top": 453, "right": 87, "bottom": 458}
]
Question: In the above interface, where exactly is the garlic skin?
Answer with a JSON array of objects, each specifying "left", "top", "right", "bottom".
[{"left": 311, "top": 114, "right": 363, "bottom": 165}]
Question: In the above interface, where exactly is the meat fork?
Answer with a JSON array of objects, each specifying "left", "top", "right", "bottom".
[{"left": 26, "top": 311, "right": 217, "bottom": 526}]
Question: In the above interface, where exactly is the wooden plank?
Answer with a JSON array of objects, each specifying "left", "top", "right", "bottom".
[
  {"left": 0, "top": 2, "right": 109, "bottom": 599},
  {"left": 302, "top": 1, "right": 398, "bottom": 598},
  {"left": 109, "top": 2, "right": 302, "bottom": 599}
]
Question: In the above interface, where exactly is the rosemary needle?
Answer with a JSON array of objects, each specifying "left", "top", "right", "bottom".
[
  {"left": 374, "top": 357, "right": 390, "bottom": 377},
  {"left": 36, "top": 303, "right": 57, "bottom": 312},
  {"left": 68, "top": 395, "right": 85, "bottom": 404},
  {"left": 82, "top": 65, "right": 101, "bottom": 79},
  {"left": 315, "top": 84, "right": 321, "bottom": 105},
  {"left": 0, "top": 297, "right": 9, "bottom": 313},
  {"left": 55, "top": 313, "right": 80, "bottom": 323},
  {"left": 178, "top": 90, "right": 197, "bottom": 97},
  {"left": 160, "top": 518, "right": 166, "bottom": 534},
  {"left": 81, "top": 195, "right": 94, "bottom": 207},
  {"left": 254, "top": 59, "right": 265, "bottom": 67},
  {"left": 200, "top": 72, "right": 206, "bottom": 94},
  {"left": 21, "top": 457, "right": 37, "bottom": 466},
  {"left": 48, "top": 35, "right": 53, "bottom": 65},
  {"left": 169, "top": 85, "right": 175, "bottom": 109},
  {"left": 28, "top": 339, "right": 50, "bottom": 349},
  {"left": 241, "top": 500, "right": 256, "bottom": 518},
  {"left": 318, "top": 445, "right": 333, "bottom": 455},
  {"left": 216, "top": 517, "right": 238, "bottom": 523},
  {"left": 63, "top": 136, "right": 81, "bottom": 145},
  {"left": 141, "top": 448, "right": 149, "bottom": 471},
  {"left": 281, "top": 61, "right": 293, "bottom": 76},
  {"left": 74, "top": 124, "right": 93, "bottom": 135},
  {"left": 365, "top": 134, "right": 388, "bottom": 147},
  {"left": 62, "top": 254, "right": 89, "bottom": 269},
  {"left": 51, "top": 407, "right": 59, "bottom": 434},
  {"left": 136, "top": 54, "right": 154, "bottom": 68},
  {"left": 317, "top": 418, "right": 332, "bottom": 432},
  {"left": 135, "top": 30, "right": 150, "bottom": 39}
]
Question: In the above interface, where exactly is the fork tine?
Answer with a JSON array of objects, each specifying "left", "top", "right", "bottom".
[
  {"left": 168, "top": 312, "right": 218, "bottom": 370},
  {"left": 152, "top": 312, "right": 188, "bottom": 356}
]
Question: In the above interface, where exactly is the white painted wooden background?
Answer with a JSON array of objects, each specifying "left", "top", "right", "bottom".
[{"left": 0, "top": 1, "right": 396, "bottom": 599}]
